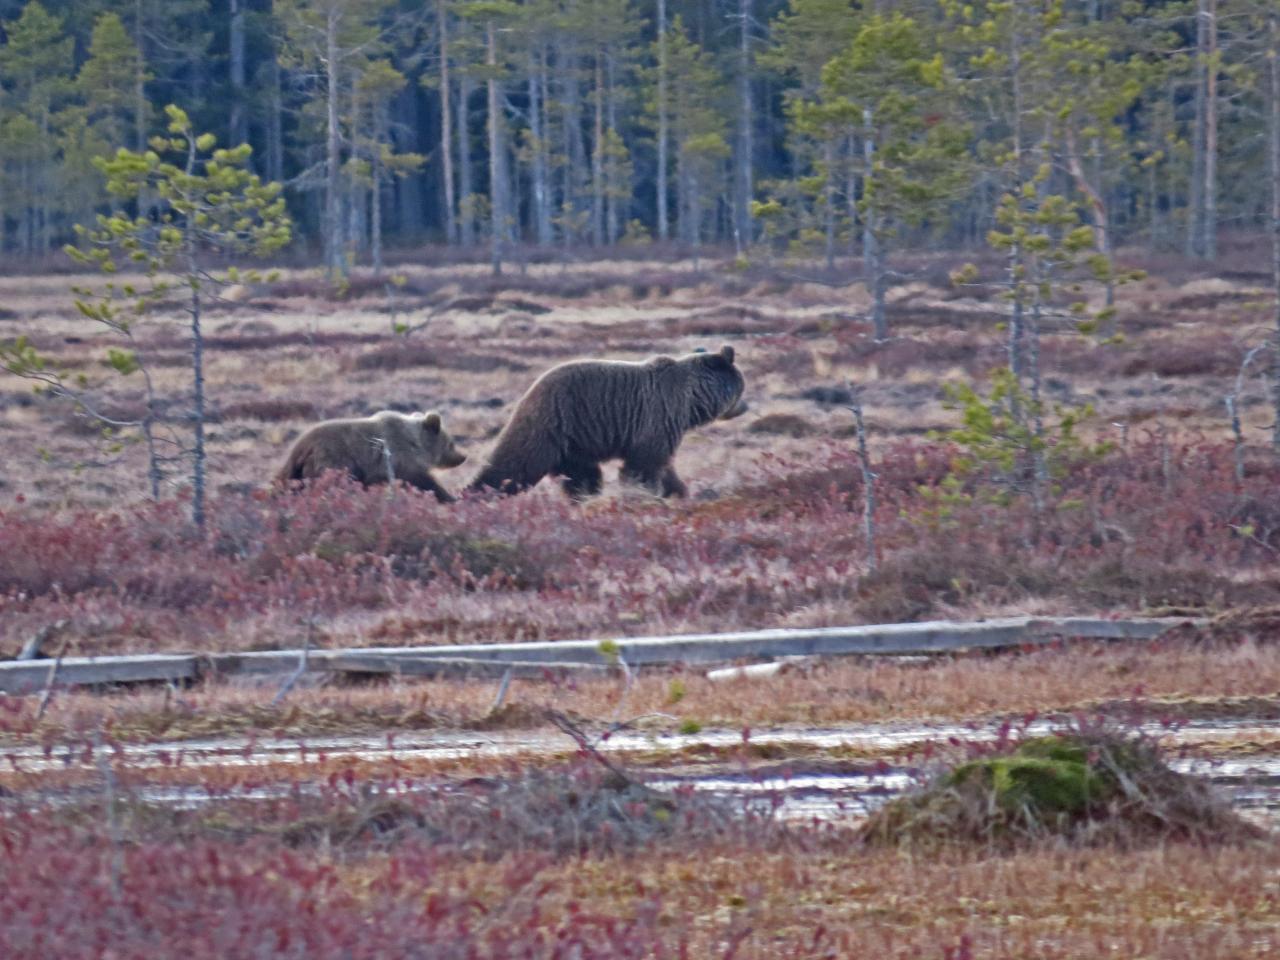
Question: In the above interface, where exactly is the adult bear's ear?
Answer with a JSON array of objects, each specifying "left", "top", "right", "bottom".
[
  {"left": 703, "top": 344, "right": 735, "bottom": 369},
  {"left": 423, "top": 412, "right": 442, "bottom": 433}
]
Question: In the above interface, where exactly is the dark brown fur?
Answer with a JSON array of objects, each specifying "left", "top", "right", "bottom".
[
  {"left": 469, "top": 345, "right": 747, "bottom": 499},
  {"left": 276, "top": 411, "right": 466, "bottom": 503}
]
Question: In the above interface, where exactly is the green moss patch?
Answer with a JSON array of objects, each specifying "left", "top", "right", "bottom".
[{"left": 862, "top": 732, "right": 1260, "bottom": 849}]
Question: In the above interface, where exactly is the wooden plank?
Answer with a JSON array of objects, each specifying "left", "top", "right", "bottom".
[
  {"left": 327, "top": 654, "right": 613, "bottom": 680},
  {"left": 339, "top": 616, "right": 1194, "bottom": 667},
  {"left": 0, "top": 654, "right": 199, "bottom": 695},
  {"left": 1, "top": 617, "right": 1197, "bottom": 694}
]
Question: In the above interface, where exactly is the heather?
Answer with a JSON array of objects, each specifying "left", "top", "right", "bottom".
[
  {"left": 0, "top": 435, "right": 1274, "bottom": 657},
  {"left": 2, "top": 751, "right": 1277, "bottom": 959}
]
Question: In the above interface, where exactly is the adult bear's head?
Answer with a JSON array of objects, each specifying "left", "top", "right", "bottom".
[{"left": 682, "top": 344, "right": 747, "bottom": 425}]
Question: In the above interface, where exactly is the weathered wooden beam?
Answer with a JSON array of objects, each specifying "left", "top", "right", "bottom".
[
  {"left": 326, "top": 654, "right": 614, "bottom": 680},
  {"left": 0, "top": 654, "right": 200, "bottom": 695},
  {"left": 337, "top": 616, "right": 1194, "bottom": 668},
  {"left": 0, "top": 617, "right": 1197, "bottom": 695}
]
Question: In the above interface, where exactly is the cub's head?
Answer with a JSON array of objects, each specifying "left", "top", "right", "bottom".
[
  {"left": 682, "top": 344, "right": 747, "bottom": 424},
  {"left": 416, "top": 411, "right": 468, "bottom": 468}
]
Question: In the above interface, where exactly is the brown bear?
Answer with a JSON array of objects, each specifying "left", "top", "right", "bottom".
[
  {"left": 276, "top": 410, "right": 466, "bottom": 502},
  {"left": 468, "top": 345, "right": 747, "bottom": 500}
]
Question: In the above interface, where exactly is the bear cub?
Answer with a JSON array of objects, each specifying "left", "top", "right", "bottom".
[
  {"left": 469, "top": 344, "right": 747, "bottom": 500},
  {"left": 276, "top": 410, "right": 466, "bottom": 503}
]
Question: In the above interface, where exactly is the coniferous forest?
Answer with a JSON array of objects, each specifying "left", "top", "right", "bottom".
[{"left": 0, "top": 0, "right": 1270, "bottom": 274}]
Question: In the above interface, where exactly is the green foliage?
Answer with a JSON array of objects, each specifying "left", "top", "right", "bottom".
[
  {"left": 932, "top": 368, "right": 1109, "bottom": 508},
  {"left": 69, "top": 104, "right": 291, "bottom": 278},
  {"left": 665, "top": 679, "right": 686, "bottom": 705}
]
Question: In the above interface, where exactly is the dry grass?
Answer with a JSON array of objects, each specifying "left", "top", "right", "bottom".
[
  {"left": 7, "top": 635, "right": 1280, "bottom": 746},
  {"left": 2, "top": 252, "right": 1275, "bottom": 511}
]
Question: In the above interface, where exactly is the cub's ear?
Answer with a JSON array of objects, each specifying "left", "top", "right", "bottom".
[
  {"left": 423, "top": 412, "right": 442, "bottom": 433},
  {"left": 719, "top": 345, "right": 735, "bottom": 365}
]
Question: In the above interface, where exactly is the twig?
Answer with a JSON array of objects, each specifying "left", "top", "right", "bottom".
[
  {"left": 18, "top": 618, "right": 68, "bottom": 661},
  {"left": 546, "top": 709, "right": 640, "bottom": 789},
  {"left": 1226, "top": 342, "right": 1273, "bottom": 482},
  {"left": 35, "top": 633, "right": 71, "bottom": 720},
  {"left": 609, "top": 651, "right": 634, "bottom": 724},
  {"left": 271, "top": 610, "right": 316, "bottom": 706},
  {"left": 490, "top": 667, "right": 513, "bottom": 712}
]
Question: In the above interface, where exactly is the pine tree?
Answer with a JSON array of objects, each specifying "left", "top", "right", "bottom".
[
  {"left": 78, "top": 12, "right": 147, "bottom": 153},
  {"left": 758, "top": 0, "right": 860, "bottom": 267},
  {"left": 68, "top": 105, "right": 291, "bottom": 526},
  {"left": 813, "top": 13, "right": 968, "bottom": 340},
  {"left": 278, "top": 0, "right": 393, "bottom": 278},
  {"left": 0, "top": 1, "right": 75, "bottom": 255},
  {"left": 647, "top": 18, "right": 728, "bottom": 249}
]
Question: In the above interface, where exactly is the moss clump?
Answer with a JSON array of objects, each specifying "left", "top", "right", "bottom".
[{"left": 862, "top": 732, "right": 1259, "bottom": 849}]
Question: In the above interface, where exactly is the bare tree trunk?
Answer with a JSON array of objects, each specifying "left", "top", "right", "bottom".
[
  {"left": 438, "top": 0, "right": 458, "bottom": 244},
  {"left": 734, "top": 0, "right": 753, "bottom": 251},
  {"left": 134, "top": 0, "right": 147, "bottom": 150},
  {"left": 822, "top": 140, "right": 835, "bottom": 269},
  {"left": 267, "top": 46, "right": 285, "bottom": 183},
  {"left": 529, "top": 47, "right": 552, "bottom": 246},
  {"left": 372, "top": 147, "right": 383, "bottom": 277},
  {"left": 486, "top": 20, "right": 504, "bottom": 275},
  {"left": 863, "top": 109, "right": 887, "bottom": 341},
  {"left": 190, "top": 281, "right": 205, "bottom": 529},
  {"left": 1203, "top": 0, "right": 1218, "bottom": 261},
  {"left": 656, "top": 0, "right": 669, "bottom": 241},
  {"left": 229, "top": 0, "right": 247, "bottom": 147},
  {"left": 561, "top": 49, "right": 586, "bottom": 248},
  {"left": 1187, "top": 0, "right": 1207, "bottom": 258},
  {"left": 591, "top": 52, "right": 604, "bottom": 246},
  {"left": 1008, "top": 18, "right": 1025, "bottom": 382},
  {"left": 606, "top": 54, "right": 621, "bottom": 245},
  {"left": 324, "top": 5, "right": 346, "bottom": 277},
  {"left": 846, "top": 136, "right": 858, "bottom": 258},
  {"left": 1064, "top": 127, "right": 1115, "bottom": 321},
  {"left": 1270, "top": 12, "right": 1280, "bottom": 452},
  {"left": 458, "top": 75, "right": 475, "bottom": 246}
]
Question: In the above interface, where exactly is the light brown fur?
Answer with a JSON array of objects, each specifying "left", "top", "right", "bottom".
[{"left": 276, "top": 411, "right": 466, "bottom": 503}]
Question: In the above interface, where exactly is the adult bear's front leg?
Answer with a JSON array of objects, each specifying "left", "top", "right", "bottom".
[
  {"left": 621, "top": 457, "right": 686, "bottom": 498},
  {"left": 561, "top": 460, "right": 604, "bottom": 500},
  {"left": 659, "top": 464, "right": 687, "bottom": 498}
]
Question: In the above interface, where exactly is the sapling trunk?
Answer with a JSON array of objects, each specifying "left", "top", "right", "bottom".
[
  {"left": 189, "top": 261, "right": 206, "bottom": 530},
  {"left": 848, "top": 388, "right": 877, "bottom": 574}
]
